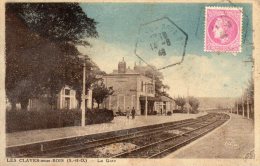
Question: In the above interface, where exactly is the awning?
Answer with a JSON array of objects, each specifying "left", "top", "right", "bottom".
[
  {"left": 139, "top": 95, "right": 175, "bottom": 102},
  {"left": 139, "top": 96, "right": 159, "bottom": 101},
  {"left": 159, "top": 96, "right": 173, "bottom": 102}
]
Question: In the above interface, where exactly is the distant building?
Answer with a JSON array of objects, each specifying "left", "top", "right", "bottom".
[
  {"left": 28, "top": 86, "right": 92, "bottom": 111},
  {"left": 154, "top": 96, "right": 175, "bottom": 115},
  {"left": 103, "top": 58, "right": 156, "bottom": 115},
  {"left": 6, "top": 85, "right": 92, "bottom": 111},
  {"left": 57, "top": 86, "right": 92, "bottom": 110},
  {"left": 57, "top": 86, "right": 78, "bottom": 109}
]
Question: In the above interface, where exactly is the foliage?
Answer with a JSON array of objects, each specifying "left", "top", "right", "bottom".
[
  {"left": 86, "top": 109, "right": 114, "bottom": 124},
  {"left": 247, "top": 78, "right": 254, "bottom": 119},
  {"left": 152, "top": 111, "right": 157, "bottom": 115},
  {"left": 174, "top": 97, "right": 186, "bottom": 111},
  {"left": 7, "top": 3, "right": 98, "bottom": 45},
  {"left": 73, "top": 60, "right": 104, "bottom": 109},
  {"left": 245, "top": 79, "right": 254, "bottom": 105},
  {"left": 6, "top": 6, "right": 47, "bottom": 110},
  {"left": 92, "top": 81, "right": 114, "bottom": 108},
  {"left": 6, "top": 109, "right": 80, "bottom": 132},
  {"left": 172, "top": 109, "right": 183, "bottom": 113},
  {"left": 166, "top": 111, "right": 172, "bottom": 116},
  {"left": 141, "top": 65, "right": 170, "bottom": 97},
  {"left": 6, "top": 108, "right": 114, "bottom": 133},
  {"left": 188, "top": 96, "right": 200, "bottom": 113},
  {"left": 5, "top": 3, "right": 98, "bottom": 110},
  {"left": 233, "top": 78, "right": 254, "bottom": 119}
]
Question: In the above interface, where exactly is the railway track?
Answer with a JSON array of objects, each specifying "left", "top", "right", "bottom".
[
  {"left": 9, "top": 113, "right": 229, "bottom": 158},
  {"left": 8, "top": 116, "right": 203, "bottom": 157},
  {"left": 114, "top": 114, "right": 229, "bottom": 158},
  {"left": 24, "top": 114, "right": 212, "bottom": 157}
]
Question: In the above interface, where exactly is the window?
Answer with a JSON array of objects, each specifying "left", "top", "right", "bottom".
[
  {"left": 141, "top": 81, "right": 143, "bottom": 92},
  {"left": 149, "top": 86, "right": 153, "bottom": 94},
  {"left": 64, "top": 97, "right": 70, "bottom": 109},
  {"left": 150, "top": 84, "right": 154, "bottom": 94},
  {"left": 65, "top": 89, "right": 70, "bottom": 95},
  {"left": 149, "top": 86, "right": 152, "bottom": 94}
]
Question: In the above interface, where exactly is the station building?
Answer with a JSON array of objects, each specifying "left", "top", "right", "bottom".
[
  {"left": 154, "top": 96, "right": 176, "bottom": 115},
  {"left": 103, "top": 58, "right": 157, "bottom": 115}
]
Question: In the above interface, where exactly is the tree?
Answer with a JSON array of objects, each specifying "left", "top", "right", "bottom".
[
  {"left": 240, "top": 78, "right": 254, "bottom": 118},
  {"left": 92, "top": 81, "right": 114, "bottom": 109},
  {"left": 188, "top": 96, "right": 200, "bottom": 113},
  {"left": 5, "top": 3, "right": 98, "bottom": 110},
  {"left": 246, "top": 78, "right": 254, "bottom": 109},
  {"left": 6, "top": 6, "right": 49, "bottom": 110},
  {"left": 139, "top": 65, "right": 170, "bottom": 97},
  {"left": 74, "top": 63, "right": 105, "bottom": 109},
  {"left": 174, "top": 97, "right": 186, "bottom": 111},
  {"left": 8, "top": 3, "right": 97, "bottom": 45}
]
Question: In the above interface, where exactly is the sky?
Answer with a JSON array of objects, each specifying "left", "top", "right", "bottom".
[{"left": 78, "top": 3, "right": 253, "bottom": 98}]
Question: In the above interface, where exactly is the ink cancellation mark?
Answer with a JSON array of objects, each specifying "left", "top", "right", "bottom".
[{"left": 135, "top": 17, "right": 188, "bottom": 70}]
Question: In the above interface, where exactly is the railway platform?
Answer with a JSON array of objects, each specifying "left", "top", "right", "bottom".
[
  {"left": 6, "top": 112, "right": 206, "bottom": 147},
  {"left": 166, "top": 113, "right": 254, "bottom": 158}
]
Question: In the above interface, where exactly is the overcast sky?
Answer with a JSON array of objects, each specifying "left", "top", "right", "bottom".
[{"left": 78, "top": 3, "right": 253, "bottom": 98}]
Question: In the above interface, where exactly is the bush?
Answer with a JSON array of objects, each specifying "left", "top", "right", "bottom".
[
  {"left": 115, "top": 111, "right": 126, "bottom": 116},
  {"left": 6, "top": 108, "right": 114, "bottom": 133},
  {"left": 86, "top": 108, "right": 114, "bottom": 125},
  {"left": 190, "top": 109, "right": 199, "bottom": 114},
  {"left": 167, "top": 111, "right": 172, "bottom": 116},
  {"left": 148, "top": 111, "right": 157, "bottom": 115},
  {"left": 172, "top": 109, "right": 183, "bottom": 113}
]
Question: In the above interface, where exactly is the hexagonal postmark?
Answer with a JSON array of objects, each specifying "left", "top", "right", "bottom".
[{"left": 135, "top": 17, "right": 188, "bottom": 70}]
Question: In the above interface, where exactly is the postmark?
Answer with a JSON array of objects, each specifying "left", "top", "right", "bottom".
[
  {"left": 204, "top": 7, "right": 243, "bottom": 53},
  {"left": 135, "top": 17, "right": 188, "bottom": 70}
]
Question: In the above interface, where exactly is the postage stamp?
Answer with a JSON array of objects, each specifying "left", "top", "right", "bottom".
[{"left": 204, "top": 7, "right": 243, "bottom": 53}]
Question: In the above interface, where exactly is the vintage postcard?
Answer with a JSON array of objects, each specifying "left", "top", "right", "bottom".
[{"left": 0, "top": 0, "right": 260, "bottom": 166}]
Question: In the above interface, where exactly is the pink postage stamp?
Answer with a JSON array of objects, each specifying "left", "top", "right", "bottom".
[{"left": 204, "top": 7, "right": 243, "bottom": 53}]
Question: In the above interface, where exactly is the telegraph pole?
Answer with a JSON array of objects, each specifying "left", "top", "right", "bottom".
[
  {"left": 187, "top": 85, "right": 189, "bottom": 114},
  {"left": 152, "top": 73, "right": 155, "bottom": 114},
  {"left": 250, "top": 104, "right": 253, "bottom": 118},
  {"left": 246, "top": 89, "right": 250, "bottom": 119},
  {"left": 78, "top": 55, "right": 88, "bottom": 127},
  {"left": 236, "top": 101, "right": 238, "bottom": 115},
  {"left": 240, "top": 87, "right": 244, "bottom": 117},
  {"left": 242, "top": 95, "right": 245, "bottom": 117},
  {"left": 145, "top": 95, "right": 148, "bottom": 117},
  {"left": 145, "top": 83, "right": 148, "bottom": 117},
  {"left": 81, "top": 60, "right": 86, "bottom": 127}
]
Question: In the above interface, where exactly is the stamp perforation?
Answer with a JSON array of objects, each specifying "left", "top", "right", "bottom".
[{"left": 204, "top": 6, "right": 243, "bottom": 53}]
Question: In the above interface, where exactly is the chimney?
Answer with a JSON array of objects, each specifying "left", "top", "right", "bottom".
[{"left": 118, "top": 57, "right": 126, "bottom": 73}]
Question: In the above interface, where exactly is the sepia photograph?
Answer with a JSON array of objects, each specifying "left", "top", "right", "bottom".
[{"left": 1, "top": 1, "right": 260, "bottom": 165}]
